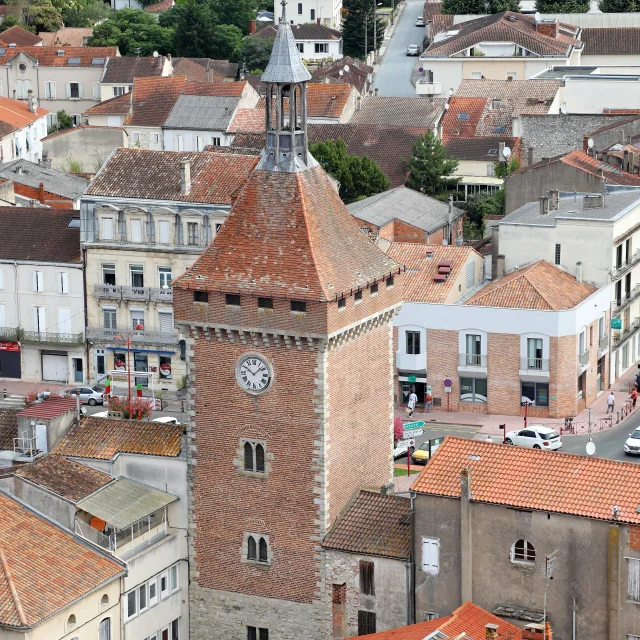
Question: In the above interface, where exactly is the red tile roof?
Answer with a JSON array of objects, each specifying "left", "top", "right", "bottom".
[
  {"left": 172, "top": 57, "right": 224, "bottom": 82},
  {"left": 87, "top": 148, "right": 258, "bottom": 204},
  {"left": 412, "top": 435, "right": 640, "bottom": 525},
  {"left": 581, "top": 27, "right": 640, "bottom": 55},
  {"left": 18, "top": 397, "right": 76, "bottom": 419},
  {"left": 465, "top": 260, "right": 596, "bottom": 310},
  {"left": 351, "top": 96, "right": 446, "bottom": 128},
  {"left": 0, "top": 491, "right": 123, "bottom": 627},
  {"left": 173, "top": 164, "right": 402, "bottom": 301},
  {"left": 102, "top": 55, "right": 163, "bottom": 84},
  {"left": 441, "top": 97, "right": 487, "bottom": 140},
  {"left": 354, "top": 602, "right": 523, "bottom": 640},
  {"left": 311, "top": 56, "right": 372, "bottom": 94},
  {"left": 0, "top": 97, "right": 48, "bottom": 132},
  {"left": 228, "top": 107, "right": 265, "bottom": 133},
  {"left": 144, "top": 0, "right": 174, "bottom": 12},
  {"left": 84, "top": 92, "right": 130, "bottom": 116},
  {"left": 0, "top": 25, "right": 42, "bottom": 47},
  {"left": 0, "top": 46, "right": 116, "bottom": 66},
  {"left": 38, "top": 27, "right": 93, "bottom": 47}
]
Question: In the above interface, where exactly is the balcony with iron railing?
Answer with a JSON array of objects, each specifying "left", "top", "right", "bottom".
[
  {"left": 458, "top": 353, "right": 487, "bottom": 368},
  {"left": 94, "top": 284, "right": 173, "bottom": 303},
  {"left": 520, "top": 357, "right": 550, "bottom": 372},
  {"left": 612, "top": 249, "right": 640, "bottom": 281},
  {"left": 598, "top": 334, "right": 609, "bottom": 353},
  {"left": 86, "top": 326, "right": 179, "bottom": 345},
  {"left": 20, "top": 331, "right": 84, "bottom": 346},
  {"left": 0, "top": 327, "right": 18, "bottom": 341},
  {"left": 613, "top": 283, "right": 640, "bottom": 313},
  {"left": 613, "top": 317, "right": 640, "bottom": 348}
]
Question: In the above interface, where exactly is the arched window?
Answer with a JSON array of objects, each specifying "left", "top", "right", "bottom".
[
  {"left": 100, "top": 594, "right": 109, "bottom": 606},
  {"left": 255, "top": 444, "right": 265, "bottom": 473},
  {"left": 244, "top": 442, "right": 254, "bottom": 472},
  {"left": 247, "top": 535, "right": 257, "bottom": 560},
  {"left": 99, "top": 617, "right": 111, "bottom": 640},
  {"left": 512, "top": 539, "right": 535, "bottom": 563},
  {"left": 259, "top": 537, "right": 268, "bottom": 563},
  {"left": 67, "top": 614, "right": 76, "bottom": 630}
]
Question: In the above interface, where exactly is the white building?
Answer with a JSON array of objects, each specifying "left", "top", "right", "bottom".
[
  {"left": 0, "top": 207, "right": 85, "bottom": 383},
  {"left": 291, "top": 0, "right": 342, "bottom": 28},
  {"left": 253, "top": 23, "right": 343, "bottom": 61},
  {"left": 0, "top": 95, "right": 49, "bottom": 163}
]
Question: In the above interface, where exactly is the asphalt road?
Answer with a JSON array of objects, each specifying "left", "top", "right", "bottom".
[
  {"left": 372, "top": 0, "right": 424, "bottom": 97},
  {"left": 395, "top": 421, "right": 480, "bottom": 464}
]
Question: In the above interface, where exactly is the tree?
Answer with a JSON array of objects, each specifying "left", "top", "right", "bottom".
[
  {"left": 393, "top": 417, "right": 404, "bottom": 443},
  {"left": 309, "top": 139, "right": 391, "bottom": 204},
  {"left": 170, "top": 0, "right": 216, "bottom": 57},
  {"left": 88, "top": 9, "right": 174, "bottom": 56},
  {"left": 0, "top": 15, "right": 22, "bottom": 32},
  {"left": 47, "top": 109, "right": 73, "bottom": 134},
  {"left": 236, "top": 36, "right": 273, "bottom": 72},
  {"left": 406, "top": 130, "right": 460, "bottom": 195},
  {"left": 462, "top": 189, "right": 505, "bottom": 238},
  {"left": 534, "top": 0, "right": 589, "bottom": 11},
  {"left": 600, "top": 0, "right": 635, "bottom": 11},
  {"left": 342, "top": 0, "right": 385, "bottom": 59},
  {"left": 210, "top": 0, "right": 256, "bottom": 34},
  {"left": 23, "top": 0, "right": 63, "bottom": 32},
  {"left": 493, "top": 156, "right": 519, "bottom": 179},
  {"left": 210, "top": 24, "right": 243, "bottom": 59},
  {"left": 441, "top": 0, "right": 486, "bottom": 13},
  {"left": 62, "top": 0, "right": 110, "bottom": 27},
  {"left": 487, "top": 0, "right": 521, "bottom": 10}
]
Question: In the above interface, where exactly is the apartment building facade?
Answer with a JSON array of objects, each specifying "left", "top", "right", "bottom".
[
  {"left": 80, "top": 148, "right": 258, "bottom": 389},
  {"left": 498, "top": 190, "right": 640, "bottom": 384},
  {"left": 291, "top": 0, "right": 342, "bottom": 28}
]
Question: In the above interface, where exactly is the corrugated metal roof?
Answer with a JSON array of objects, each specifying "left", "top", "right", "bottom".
[
  {"left": 76, "top": 477, "right": 177, "bottom": 530},
  {"left": 164, "top": 95, "right": 240, "bottom": 131}
]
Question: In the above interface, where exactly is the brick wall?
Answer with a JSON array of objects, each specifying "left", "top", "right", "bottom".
[
  {"left": 629, "top": 525, "right": 640, "bottom": 550},
  {"left": 551, "top": 335, "right": 579, "bottom": 418},
  {"left": 486, "top": 333, "right": 520, "bottom": 415},
  {"left": 426, "top": 329, "right": 459, "bottom": 411},
  {"left": 13, "top": 182, "right": 74, "bottom": 209}
]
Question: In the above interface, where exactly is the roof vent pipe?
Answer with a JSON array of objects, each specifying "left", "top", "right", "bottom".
[{"left": 576, "top": 261, "right": 582, "bottom": 283}]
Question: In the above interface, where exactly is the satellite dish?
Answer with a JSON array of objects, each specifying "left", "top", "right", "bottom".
[
  {"left": 588, "top": 138, "right": 594, "bottom": 149},
  {"left": 534, "top": 11, "right": 541, "bottom": 22},
  {"left": 503, "top": 146, "right": 511, "bottom": 158},
  {"left": 339, "top": 70, "right": 344, "bottom": 76},
  {"left": 444, "top": 103, "right": 449, "bottom": 110},
  {"left": 560, "top": 105, "right": 567, "bottom": 114},
  {"left": 586, "top": 441, "right": 596, "bottom": 456},
  {"left": 343, "top": 64, "right": 350, "bottom": 72}
]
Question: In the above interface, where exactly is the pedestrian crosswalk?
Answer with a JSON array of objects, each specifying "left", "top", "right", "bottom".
[{"left": 0, "top": 394, "right": 24, "bottom": 410}]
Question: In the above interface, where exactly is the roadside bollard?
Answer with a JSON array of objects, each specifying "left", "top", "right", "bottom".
[{"left": 2, "top": 388, "right": 5, "bottom": 399}]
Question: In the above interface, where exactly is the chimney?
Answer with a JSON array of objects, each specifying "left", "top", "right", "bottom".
[
  {"left": 630, "top": 151, "right": 636, "bottom": 173},
  {"left": 597, "top": 168, "right": 604, "bottom": 177},
  {"left": 374, "top": 88, "right": 379, "bottom": 96},
  {"left": 576, "top": 261, "right": 582, "bottom": 283},
  {"left": 317, "top": 16, "right": 321, "bottom": 24},
  {"left": 12, "top": 89, "right": 15, "bottom": 100},
  {"left": 180, "top": 158, "right": 191, "bottom": 195},
  {"left": 356, "top": 96, "right": 361, "bottom": 111},
  {"left": 448, "top": 195, "right": 454, "bottom": 245},
  {"left": 38, "top": 182, "right": 45, "bottom": 204},
  {"left": 583, "top": 194, "right": 604, "bottom": 209},
  {"left": 549, "top": 189, "right": 559, "bottom": 211},
  {"left": 206, "top": 65, "right": 214, "bottom": 82},
  {"left": 624, "top": 150, "right": 630, "bottom": 172},
  {"left": 522, "top": 623, "right": 545, "bottom": 640},
  {"left": 460, "top": 468, "right": 472, "bottom": 602},
  {"left": 27, "top": 91, "right": 36, "bottom": 114},
  {"left": 539, "top": 196, "right": 549, "bottom": 215},
  {"left": 249, "top": 19, "right": 257, "bottom": 34},
  {"left": 485, "top": 624, "right": 499, "bottom": 640},
  {"left": 497, "top": 254, "right": 505, "bottom": 279},
  {"left": 536, "top": 19, "right": 559, "bottom": 39},
  {"left": 602, "top": 152, "right": 609, "bottom": 164},
  {"left": 499, "top": 141, "right": 506, "bottom": 162},
  {"left": 528, "top": 146, "right": 534, "bottom": 165}
]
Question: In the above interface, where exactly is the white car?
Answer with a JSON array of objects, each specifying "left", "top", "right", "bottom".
[
  {"left": 624, "top": 428, "right": 640, "bottom": 455},
  {"left": 393, "top": 438, "right": 415, "bottom": 459},
  {"left": 505, "top": 426, "right": 562, "bottom": 450},
  {"left": 407, "top": 44, "right": 420, "bottom": 56},
  {"left": 416, "top": 16, "right": 425, "bottom": 26},
  {"left": 152, "top": 416, "right": 181, "bottom": 426}
]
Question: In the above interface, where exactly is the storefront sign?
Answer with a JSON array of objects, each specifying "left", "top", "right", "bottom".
[
  {"left": 611, "top": 317, "right": 622, "bottom": 330},
  {"left": 408, "top": 374, "right": 416, "bottom": 383},
  {"left": 0, "top": 342, "right": 19, "bottom": 352},
  {"left": 114, "top": 353, "right": 126, "bottom": 371},
  {"left": 404, "top": 420, "right": 425, "bottom": 430},
  {"left": 159, "top": 362, "right": 172, "bottom": 377}
]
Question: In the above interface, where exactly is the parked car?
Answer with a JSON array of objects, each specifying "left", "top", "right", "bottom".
[
  {"left": 393, "top": 438, "right": 415, "bottom": 459},
  {"left": 416, "top": 16, "right": 425, "bottom": 26},
  {"left": 64, "top": 386, "right": 104, "bottom": 406},
  {"left": 505, "top": 425, "right": 562, "bottom": 450},
  {"left": 407, "top": 44, "right": 420, "bottom": 56},
  {"left": 411, "top": 442, "right": 431, "bottom": 464},
  {"left": 152, "top": 416, "right": 181, "bottom": 426},
  {"left": 624, "top": 428, "right": 640, "bottom": 455}
]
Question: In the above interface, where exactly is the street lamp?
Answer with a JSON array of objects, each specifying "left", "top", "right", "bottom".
[{"left": 113, "top": 323, "right": 143, "bottom": 419}]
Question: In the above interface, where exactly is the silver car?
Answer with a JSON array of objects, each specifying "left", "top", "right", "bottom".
[
  {"left": 407, "top": 44, "right": 420, "bottom": 56},
  {"left": 65, "top": 386, "right": 104, "bottom": 406}
]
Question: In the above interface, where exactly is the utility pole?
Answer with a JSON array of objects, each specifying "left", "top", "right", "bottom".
[
  {"left": 373, "top": 0, "right": 377, "bottom": 63},
  {"left": 542, "top": 550, "right": 559, "bottom": 640},
  {"left": 364, "top": 11, "right": 368, "bottom": 62}
]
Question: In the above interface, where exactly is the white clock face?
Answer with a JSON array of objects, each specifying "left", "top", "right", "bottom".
[{"left": 237, "top": 354, "right": 272, "bottom": 394}]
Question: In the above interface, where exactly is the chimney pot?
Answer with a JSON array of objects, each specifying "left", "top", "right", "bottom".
[
  {"left": 576, "top": 261, "right": 583, "bottom": 283},
  {"left": 485, "top": 623, "right": 499, "bottom": 640},
  {"left": 497, "top": 254, "right": 505, "bottom": 279},
  {"left": 180, "top": 158, "right": 191, "bottom": 195},
  {"left": 527, "top": 146, "right": 534, "bottom": 165},
  {"left": 549, "top": 189, "right": 559, "bottom": 211},
  {"left": 249, "top": 19, "right": 257, "bottom": 34},
  {"left": 539, "top": 196, "right": 549, "bottom": 216},
  {"left": 38, "top": 182, "right": 45, "bottom": 204}
]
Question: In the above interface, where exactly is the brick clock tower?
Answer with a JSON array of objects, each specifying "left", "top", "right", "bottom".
[{"left": 173, "top": 4, "right": 404, "bottom": 638}]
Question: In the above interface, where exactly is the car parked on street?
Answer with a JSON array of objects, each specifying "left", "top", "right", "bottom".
[
  {"left": 393, "top": 437, "right": 415, "bottom": 459},
  {"left": 64, "top": 386, "right": 104, "bottom": 406},
  {"left": 407, "top": 44, "right": 420, "bottom": 56},
  {"left": 411, "top": 442, "right": 431, "bottom": 464},
  {"left": 416, "top": 16, "right": 425, "bottom": 26},
  {"left": 624, "top": 428, "right": 640, "bottom": 455},
  {"left": 505, "top": 425, "right": 562, "bottom": 450}
]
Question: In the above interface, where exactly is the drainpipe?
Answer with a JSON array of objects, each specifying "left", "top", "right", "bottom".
[
  {"left": 82, "top": 246, "right": 88, "bottom": 384},
  {"left": 408, "top": 490, "right": 416, "bottom": 624}
]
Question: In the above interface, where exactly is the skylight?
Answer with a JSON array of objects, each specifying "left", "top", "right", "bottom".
[
  {"left": 488, "top": 149, "right": 498, "bottom": 156},
  {"left": 68, "top": 217, "right": 80, "bottom": 228},
  {"left": 68, "top": 57, "right": 81, "bottom": 65},
  {"left": 92, "top": 57, "right": 105, "bottom": 66},
  {"left": 458, "top": 113, "right": 470, "bottom": 120},
  {"left": 493, "top": 126, "right": 505, "bottom": 133}
]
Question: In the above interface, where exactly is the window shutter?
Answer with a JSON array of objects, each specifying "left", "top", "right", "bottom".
[
  {"left": 629, "top": 559, "right": 640, "bottom": 601},
  {"left": 62, "top": 272, "right": 69, "bottom": 294},
  {"left": 33, "top": 271, "right": 43, "bottom": 292},
  {"left": 65, "top": 83, "right": 71, "bottom": 98},
  {"left": 159, "top": 312, "right": 173, "bottom": 334},
  {"left": 78, "top": 83, "right": 84, "bottom": 99},
  {"left": 0, "top": 268, "right": 4, "bottom": 290},
  {"left": 422, "top": 538, "right": 439, "bottom": 574},
  {"left": 103, "top": 308, "right": 116, "bottom": 330},
  {"left": 466, "top": 261, "right": 475, "bottom": 289},
  {"left": 32, "top": 270, "right": 37, "bottom": 291},
  {"left": 0, "top": 304, "right": 4, "bottom": 328}
]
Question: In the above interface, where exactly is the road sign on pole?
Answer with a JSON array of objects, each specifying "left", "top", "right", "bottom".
[
  {"left": 444, "top": 378, "right": 452, "bottom": 387},
  {"left": 404, "top": 420, "right": 425, "bottom": 430}
]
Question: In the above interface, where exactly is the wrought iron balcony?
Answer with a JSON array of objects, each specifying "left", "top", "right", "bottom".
[
  {"left": 0, "top": 327, "right": 18, "bottom": 341},
  {"left": 21, "top": 331, "right": 83, "bottom": 346},
  {"left": 578, "top": 349, "right": 590, "bottom": 367},
  {"left": 519, "top": 357, "right": 549, "bottom": 372},
  {"left": 612, "top": 249, "right": 640, "bottom": 281},
  {"left": 94, "top": 284, "right": 173, "bottom": 303},
  {"left": 613, "top": 317, "right": 640, "bottom": 348},
  {"left": 86, "top": 327, "right": 179, "bottom": 345},
  {"left": 613, "top": 283, "right": 640, "bottom": 313},
  {"left": 458, "top": 353, "right": 487, "bottom": 367}
]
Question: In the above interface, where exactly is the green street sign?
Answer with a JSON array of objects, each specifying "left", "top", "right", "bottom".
[
  {"left": 612, "top": 317, "right": 622, "bottom": 330},
  {"left": 404, "top": 420, "right": 425, "bottom": 430},
  {"left": 408, "top": 375, "right": 417, "bottom": 383}
]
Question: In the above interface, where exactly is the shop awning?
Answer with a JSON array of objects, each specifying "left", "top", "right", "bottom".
[{"left": 76, "top": 477, "right": 178, "bottom": 530}]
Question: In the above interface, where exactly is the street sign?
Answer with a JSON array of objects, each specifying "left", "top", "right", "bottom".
[
  {"left": 611, "top": 317, "right": 622, "bottom": 330},
  {"left": 427, "top": 385, "right": 432, "bottom": 394},
  {"left": 408, "top": 374, "right": 417, "bottom": 383},
  {"left": 403, "top": 428, "right": 424, "bottom": 439},
  {"left": 444, "top": 378, "right": 452, "bottom": 387},
  {"left": 404, "top": 420, "right": 425, "bottom": 430},
  {"left": 444, "top": 387, "right": 452, "bottom": 393}
]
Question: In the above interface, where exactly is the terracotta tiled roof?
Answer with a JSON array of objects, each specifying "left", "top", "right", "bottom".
[
  {"left": 125, "top": 76, "right": 247, "bottom": 127},
  {"left": 0, "top": 97, "right": 48, "bottom": 132},
  {"left": 228, "top": 107, "right": 265, "bottom": 133},
  {"left": 83, "top": 92, "right": 130, "bottom": 116},
  {"left": 15, "top": 455, "right": 112, "bottom": 502},
  {"left": 311, "top": 56, "right": 372, "bottom": 94},
  {"left": 87, "top": 148, "right": 258, "bottom": 204},
  {"left": 351, "top": 97, "right": 446, "bottom": 128},
  {"left": 0, "top": 25, "right": 42, "bottom": 47},
  {"left": 0, "top": 208, "right": 80, "bottom": 263},
  {"left": 18, "top": 397, "right": 76, "bottom": 418},
  {"left": 426, "top": 11, "right": 580, "bottom": 57},
  {"left": 323, "top": 490, "right": 410, "bottom": 559},
  {"left": 465, "top": 260, "right": 596, "bottom": 310},
  {"left": 387, "top": 243, "right": 479, "bottom": 303},
  {"left": 173, "top": 164, "right": 402, "bottom": 300},
  {"left": 195, "top": 58, "right": 238, "bottom": 79},
  {"left": 228, "top": 131, "right": 264, "bottom": 152},
  {"left": 308, "top": 83, "right": 353, "bottom": 118},
  {"left": 581, "top": 27, "right": 640, "bottom": 55},
  {"left": 412, "top": 435, "right": 640, "bottom": 525},
  {"left": 38, "top": 27, "right": 93, "bottom": 47},
  {"left": 172, "top": 57, "right": 224, "bottom": 82},
  {"left": 53, "top": 416, "right": 183, "bottom": 460},
  {"left": 0, "top": 410, "right": 18, "bottom": 451},
  {"left": 441, "top": 97, "right": 487, "bottom": 139},
  {"left": 102, "top": 56, "right": 163, "bottom": 84},
  {"left": 563, "top": 149, "right": 640, "bottom": 185},
  {"left": 355, "top": 602, "right": 523, "bottom": 640},
  {"left": 0, "top": 492, "right": 123, "bottom": 627},
  {"left": 308, "top": 123, "right": 427, "bottom": 188},
  {"left": 144, "top": 0, "right": 174, "bottom": 11},
  {"left": 252, "top": 23, "right": 341, "bottom": 40},
  {"left": 0, "top": 46, "right": 116, "bottom": 66},
  {"left": 445, "top": 136, "right": 519, "bottom": 162}
]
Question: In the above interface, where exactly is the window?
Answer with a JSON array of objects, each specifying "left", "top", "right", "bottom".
[
  {"left": 102, "top": 217, "right": 114, "bottom": 241},
  {"left": 248, "top": 535, "right": 256, "bottom": 560},
  {"left": 187, "top": 222, "right": 199, "bottom": 245},
  {"left": 113, "top": 86, "right": 126, "bottom": 97},
  {"left": 130, "top": 265, "right": 144, "bottom": 287},
  {"left": 126, "top": 590, "right": 137, "bottom": 619},
  {"left": 131, "top": 132, "right": 140, "bottom": 145},
  {"left": 170, "top": 565, "right": 178, "bottom": 592},
  {"left": 311, "top": 8, "right": 315, "bottom": 19},
  {"left": 521, "top": 382, "right": 549, "bottom": 407},
  {"left": 210, "top": 137, "right": 221, "bottom": 146},
  {"left": 370, "top": 283, "right": 379, "bottom": 296},
  {"left": 47, "top": 113, "right": 57, "bottom": 129},
  {"left": 359, "top": 561, "right": 375, "bottom": 596},
  {"left": 599, "top": 315, "right": 605, "bottom": 339},
  {"left": 68, "top": 82, "right": 80, "bottom": 99},
  {"left": 512, "top": 539, "right": 535, "bottom": 563},
  {"left": 33, "top": 306, "right": 45, "bottom": 332},
  {"left": 93, "top": 82, "right": 100, "bottom": 99},
  {"left": 160, "top": 571, "right": 169, "bottom": 600},
  {"left": 194, "top": 291, "right": 209, "bottom": 303},
  {"left": 422, "top": 537, "right": 439, "bottom": 574},
  {"left": 386, "top": 276, "right": 394, "bottom": 288},
  {"left": 291, "top": 300, "right": 306, "bottom": 313},
  {"left": 506, "top": 72, "right": 517, "bottom": 80},
  {"left": 526, "top": 337, "right": 543, "bottom": 369},
  {"left": 465, "top": 334, "right": 481, "bottom": 365},
  {"left": 297, "top": 1, "right": 302, "bottom": 12},
  {"left": 315, "top": 43, "right": 329, "bottom": 54},
  {"left": 99, "top": 618, "right": 111, "bottom": 640},
  {"left": 358, "top": 611, "right": 376, "bottom": 635},
  {"left": 101, "top": 594, "right": 109, "bottom": 607},
  {"left": 258, "top": 297, "right": 273, "bottom": 309},
  {"left": 131, "top": 310, "right": 144, "bottom": 330},
  {"left": 247, "top": 627, "right": 269, "bottom": 640},
  {"left": 67, "top": 614, "right": 77, "bottom": 630},
  {"left": 406, "top": 331, "right": 420, "bottom": 355},
  {"left": 45, "top": 81, "right": 55, "bottom": 99},
  {"left": 486, "top": 164, "right": 495, "bottom": 177},
  {"left": 175, "top": 135, "right": 184, "bottom": 151},
  {"left": 15, "top": 79, "right": 31, "bottom": 99},
  {"left": 471, "top": 71, "right": 482, "bottom": 79},
  {"left": 245, "top": 534, "right": 269, "bottom": 563},
  {"left": 243, "top": 441, "right": 266, "bottom": 474},
  {"left": 355, "top": 290, "right": 362, "bottom": 303},
  {"left": 130, "top": 219, "right": 142, "bottom": 243},
  {"left": 226, "top": 293, "right": 240, "bottom": 306},
  {"left": 33, "top": 270, "right": 44, "bottom": 292},
  {"left": 460, "top": 377, "right": 487, "bottom": 403},
  {"left": 158, "top": 220, "right": 171, "bottom": 244},
  {"left": 159, "top": 267, "right": 172, "bottom": 289},
  {"left": 555, "top": 243, "right": 561, "bottom": 265},
  {"left": 297, "top": 43, "right": 304, "bottom": 53},
  {"left": 58, "top": 272, "right": 69, "bottom": 294},
  {"left": 195, "top": 135, "right": 204, "bottom": 152},
  {"left": 71, "top": 113, "right": 81, "bottom": 126},
  {"left": 152, "top": 133, "right": 159, "bottom": 144},
  {"left": 103, "top": 308, "right": 116, "bottom": 330},
  {"left": 259, "top": 537, "right": 268, "bottom": 561},
  {"left": 102, "top": 264, "right": 116, "bottom": 286},
  {"left": 149, "top": 579, "right": 158, "bottom": 607},
  {"left": 172, "top": 618, "right": 180, "bottom": 640},
  {"left": 338, "top": 297, "right": 346, "bottom": 309}
]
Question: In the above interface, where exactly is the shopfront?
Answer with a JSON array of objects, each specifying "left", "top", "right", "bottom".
[
  {"left": 107, "top": 347, "right": 177, "bottom": 390},
  {"left": 0, "top": 342, "right": 20, "bottom": 378},
  {"left": 399, "top": 371, "right": 427, "bottom": 406}
]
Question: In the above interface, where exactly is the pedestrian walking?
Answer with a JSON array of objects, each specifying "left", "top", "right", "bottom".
[
  {"left": 632, "top": 387, "right": 638, "bottom": 409},
  {"left": 607, "top": 391, "right": 616, "bottom": 414},
  {"left": 408, "top": 390, "right": 418, "bottom": 417}
]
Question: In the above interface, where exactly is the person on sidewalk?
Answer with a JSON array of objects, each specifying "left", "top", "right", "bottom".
[
  {"left": 607, "top": 391, "right": 616, "bottom": 413},
  {"left": 632, "top": 387, "right": 638, "bottom": 409},
  {"left": 408, "top": 389, "right": 418, "bottom": 417}
]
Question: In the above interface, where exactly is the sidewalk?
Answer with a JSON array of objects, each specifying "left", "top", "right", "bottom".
[{"left": 395, "top": 363, "right": 640, "bottom": 438}]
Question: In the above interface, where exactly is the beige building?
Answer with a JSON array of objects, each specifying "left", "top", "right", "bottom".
[{"left": 80, "top": 148, "right": 259, "bottom": 389}]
